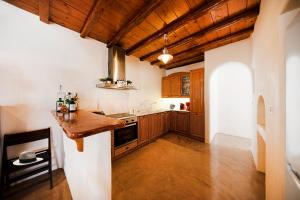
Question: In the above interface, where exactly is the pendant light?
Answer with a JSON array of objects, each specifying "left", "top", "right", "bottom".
[{"left": 158, "top": 34, "right": 173, "bottom": 64}]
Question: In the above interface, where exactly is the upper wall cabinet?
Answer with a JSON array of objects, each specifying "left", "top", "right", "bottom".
[{"left": 162, "top": 72, "right": 190, "bottom": 98}]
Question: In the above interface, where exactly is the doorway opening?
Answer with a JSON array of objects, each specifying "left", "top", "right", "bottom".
[
  {"left": 209, "top": 62, "right": 254, "bottom": 143},
  {"left": 257, "top": 95, "right": 266, "bottom": 173}
]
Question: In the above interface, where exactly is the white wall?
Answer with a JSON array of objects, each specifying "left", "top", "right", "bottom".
[
  {"left": 0, "top": 2, "right": 163, "bottom": 198},
  {"left": 96, "top": 56, "right": 164, "bottom": 114},
  {"left": 205, "top": 38, "right": 254, "bottom": 143},
  {"left": 63, "top": 131, "right": 112, "bottom": 200},
  {"left": 209, "top": 72, "right": 219, "bottom": 142},
  {"left": 285, "top": 9, "right": 300, "bottom": 200},
  {"left": 214, "top": 65, "right": 253, "bottom": 139},
  {"left": 251, "top": 0, "right": 300, "bottom": 199}
]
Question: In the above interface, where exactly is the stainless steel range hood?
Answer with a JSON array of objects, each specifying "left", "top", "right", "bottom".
[
  {"left": 108, "top": 45, "right": 125, "bottom": 82},
  {"left": 96, "top": 45, "right": 137, "bottom": 90}
]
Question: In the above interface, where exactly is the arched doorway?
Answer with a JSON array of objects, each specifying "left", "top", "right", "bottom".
[
  {"left": 257, "top": 96, "right": 266, "bottom": 129},
  {"left": 209, "top": 62, "right": 254, "bottom": 142},
  {"left": 257, "top": 95, "right": 266, "bottom": 173}
]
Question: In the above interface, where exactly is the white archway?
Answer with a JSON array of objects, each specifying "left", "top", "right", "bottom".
[
  {"left": 208, "top": 62, "right": 254, "bottom": 142},
  {"left": 256, "top": 95, "right": 266, "bottom": 173}
]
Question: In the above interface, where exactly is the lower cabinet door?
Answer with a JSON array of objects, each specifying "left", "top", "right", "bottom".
[
  {"left": 170, "top": 111, "right": 177, "bottom": 131},
  {"left": 138, "top": 116, "right": 149, "bottom": 145},
  {"left": 190, "top": 112, "right": 205, "bottom": 139},
  {"left": 162, "top": 112, "right": 170, "bottom": 133},
  {"left": 149, "top": 114, "right": 157, "bottom": 140},
  {"left": 175, "top": 112, "right": 190, "bottom": 134}
]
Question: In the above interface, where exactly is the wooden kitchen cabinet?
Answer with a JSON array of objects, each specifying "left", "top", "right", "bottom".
[
  {"left": 190, "top": 68, "right": 204, "bottom": 113},
  {"left": 162, "top": 77, "right": 171, "bottom": 97},
  {"left": 148, "top": 113, "right": 163, "bottom": 139},
  {"left": 161, "top": 72, "right": 190, "bottom": 98},
  {"left": 190, "top": 68, "right": 205, "bottom": 140},
  {"left": 170, "top": 75, "right": 181, "bottom": 97},
  {"left": 138, "top": 116, "right": 150, "bottom": 145},
  {"left": 169, "top": 111, "right": 177, "bottom": 131},
  {"left": 162, "top": 112, "right": 170, "bottom": 133},
  {"left": 176, "top": 112, "right": 190, "bottom": 135},
  {"left": 148, "top": 114, "right": 155, "bottom": 140},
  {"left": 190, "top": 113, "right": 205, "bottom": 139}
]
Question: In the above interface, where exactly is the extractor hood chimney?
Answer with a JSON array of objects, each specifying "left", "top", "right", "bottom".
[
  {"left": 96, "top": 45, "right": 136, "bottom": 90},
  {"left": 108, "top": 45, "right": 125, "bottom": 82}
]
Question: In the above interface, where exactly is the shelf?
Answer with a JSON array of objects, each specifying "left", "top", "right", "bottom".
[{"left": 96, "top": 84, "right": 137, "bottom": 90}]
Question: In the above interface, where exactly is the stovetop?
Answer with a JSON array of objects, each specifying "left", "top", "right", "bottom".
[
  {"left": 106, "top": 113, "right": 137, "bottom": 124},
  {"left": 106, "top": 113, "right": 136, "bottom": 119}
]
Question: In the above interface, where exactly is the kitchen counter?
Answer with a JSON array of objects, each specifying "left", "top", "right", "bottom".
[
  {"left": 136, "top": 109, "right": 190, "bottom": 117},
  {"left": 52, "top": 110, "right": 120, "bottom": 200},
  {"left": 52, "top": 110, "right": 124, "bottom": 151},
  {"left": 52, "top": 110, "right": 124, "bottom": 139},
  {"left": 52, "top": 110, "right": 124, "bottom": 199}
]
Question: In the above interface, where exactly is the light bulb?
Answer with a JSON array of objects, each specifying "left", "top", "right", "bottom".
[{"left": 158, "top": 53, "right": 173, "bottom": 64}]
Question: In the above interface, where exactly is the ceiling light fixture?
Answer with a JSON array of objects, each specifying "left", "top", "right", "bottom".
[{"left": 158, "top": 34, "right": 173, "bottom": 64}]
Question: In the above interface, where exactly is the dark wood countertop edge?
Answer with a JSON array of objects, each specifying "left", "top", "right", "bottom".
[
  {"left": 52, "top": 111, "right": 125, "bottom": 140},
  {"left": 65, "top": 123, "right": 124, "bottom": 139}
]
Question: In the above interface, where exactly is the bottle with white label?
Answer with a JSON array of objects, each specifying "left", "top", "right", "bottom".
[
  {"left": 56, "top": 98, "right": 64, "bottom": 112},
  {"left": 56, "top": 85, "right": 65, "bottom": 112},
  {"left": 69, "top": 98, "right": 76, "bottom": 112}
]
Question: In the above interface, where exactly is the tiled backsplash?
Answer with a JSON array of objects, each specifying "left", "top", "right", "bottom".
[{"left": 161, "top": 98, "right": 190, "bottom": 110}]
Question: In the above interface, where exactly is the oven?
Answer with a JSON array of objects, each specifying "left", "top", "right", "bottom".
[{"left": 114, "top": 122, "right": 137, "bottom": 148}]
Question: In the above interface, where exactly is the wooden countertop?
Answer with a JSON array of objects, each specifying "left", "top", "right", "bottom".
[{"left": 52, "top": 110, "right": 125, "bottom": 151}]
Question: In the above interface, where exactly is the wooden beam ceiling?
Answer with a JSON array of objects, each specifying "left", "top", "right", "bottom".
[
  {"left": 152, "top": 27, "right": 254, "bottom": 66},
  {"left": 107, "top": 0, "right": 163, "bottom": 48},
  {"left": 6, "top": 0, "right": 261, "bottom": 69},
  {"left": 140, "top": 6, "right": 259, "bottom": 61},
  {"left": 126, "top": 0, "right": 230, "bottom": 55},
  {"left": 38, "top": 0, "right": 49, "bottom": 24},
  {"left": 80, "top": 0, "right": 110, "bottom": 38}
]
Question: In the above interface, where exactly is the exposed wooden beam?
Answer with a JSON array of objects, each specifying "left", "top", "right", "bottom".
[
  {"left": 80, "top": 0, "right": 109, "bottom": 38},
  {"left": 107, "top": 0, "right": 163, "bottom": 48},
  {"left": 39, "top": 0, "right": 49, "bottom": 24},
  {"left": 160, "top": 54, "right": 205, "bottom": 70},
  {"left": 140, "top": 6, "right": 259, "bottom": 61},
  {"left": 126, "top": 0, "right": 230, "bottom": 55},
  {"left": 152, "top": 27, "right": 254, "bottom": 66}
]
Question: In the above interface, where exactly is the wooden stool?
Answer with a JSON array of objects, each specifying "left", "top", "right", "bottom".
[{"left": 1, "top": 128, "right": 53, "bottom": 197}]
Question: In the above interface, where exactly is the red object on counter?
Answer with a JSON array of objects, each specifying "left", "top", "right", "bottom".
[
  {"left": 180, "top": 103, "right": 185, "bottom": 110},
  {"left": 186, "top": 102, "right": 190, "bottom": 111}
]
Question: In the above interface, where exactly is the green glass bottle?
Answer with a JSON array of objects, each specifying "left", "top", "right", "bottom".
[
  {"left": 69, "top": 98, "right": 76, "bottom": 112},
  {"left": 56, "top": 98, "right": 64, "bottom": 112}
]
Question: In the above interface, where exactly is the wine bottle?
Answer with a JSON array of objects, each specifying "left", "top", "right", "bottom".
[
  {"left": 69, "top": 98, "right": 76, "bottom": 112},
  {"left": 56, "top": 98, "right": 64, "bottom": 112},
  {"left": 56, "top": 85, "right": 65, "bottom": 112}
]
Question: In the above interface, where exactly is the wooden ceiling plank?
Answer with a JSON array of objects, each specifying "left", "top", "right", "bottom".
[
  {"left": 151, "top": 26, "right": 253, "bottom": 65},
  {"left": 126, "top": 0, "right": 230, "bottom": 55},
  {"left": 39, "top": 0, "right": 50, "bottom": 23},
  {"left": 141, "top": 6, "right": 259, "bottom": 61},
  {"left": 80, "top": 0, "right": 110, "bottom": 38},
  {"left": 107, "top": 0, "right": 163, "bottom": 48},
  {"left": 5, "top": 0, "right": 39, "bottom": 15}
]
